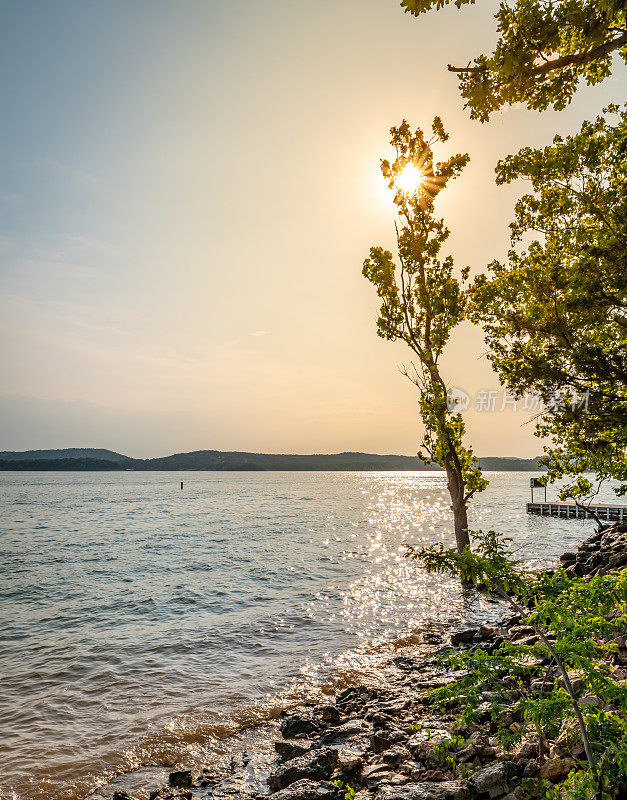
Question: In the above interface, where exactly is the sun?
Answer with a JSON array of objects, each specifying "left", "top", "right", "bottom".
[{"left": 395, "top": 163, "right": 424, "bottom": 194}]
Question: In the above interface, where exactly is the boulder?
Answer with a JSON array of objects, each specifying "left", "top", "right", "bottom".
[
  {"left": 149, "top": 790, "right": 191, "bottom": 800},
  {"left": 522, "top": 760, "right": 539, "bottom": 778},
  {"left": 578, "top": 695, "right": 606, "bottom": 709},
  {"left": 382, "top": 745, "right": 412, "bottom": 767},
  {"left": 268, "top": 746, "right": 339, "bottom": 791},
  {"left": 537, "top": 758, "right": 573, "bottom": 783},
  {"left": 269, "top": 779, "right": 341, "bottom": 799},
  {"left": 371, "top": 732, "right": 394, "bottom": 754},
  {"left": 280, "top": 713, "right": 321, "bottom": 739},
  {"left": 320, "top": 719, "right": 369, "bottom": 744},
  {"left": 338, "top": 750, "right": 363, "bottom": 776},
  {"left": 469, "top": 761, "right": 517, "bottom": 798},
  {"left": 275, "top": 740, "right": 311, "bottom": 761},
  {"left": 514, "top": 741, "right": 538, "bottom": 761},
  {"left": 451, "top": 629, "right": 477, "bottom": 646},
  {"left": 365, "top": 769, "right": 405, "bottom": 790},
  {"left": 457, "top": 744, "right": 476, "bottom": 763},
  {"left": 168, "top": 771, "right": 192, "bottom": 789},
  {"left": 377, "top": 781, "right": 470, "bottom": 799},
  {"left": 407, "top": 741, "right": 442, "bottom": 770},
  {"left": 320, "top": 705, "right": 341, "bottom": 724},
  {"left": 362, "top": 763, "right": 393, "bottom": 782}
]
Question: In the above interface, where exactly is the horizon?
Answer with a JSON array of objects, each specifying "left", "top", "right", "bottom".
[
  {"left": 1, "top": 1, "right": 625, "bottom": 457},
  {"left": 0, "top": 444, "right": 542, "bottom": 460}
]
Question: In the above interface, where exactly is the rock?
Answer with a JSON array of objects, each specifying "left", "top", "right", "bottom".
[
  {"left": 469, "top": 761, "right": 517, "bottom": 798},
  {"left": 275, "top": 740, "right": 311, "bottom": 760},
  {"left": 578, "top": 695, "right": 606, "bottom": 709},
  {"left": 559, "top": 552, "right": 577, "bottom": 563},
  {"left": 537, "top": 758, "right": 573, "bottom": 783},
  {"left": 605, "top": 605, "right": 626, "bottom": 622},
  {"left": 320, "top": 719, "right": 369, "bottom": 744},
  {"left": 407, "top": 729, "right": 450, "bottom": 750},
  {"left": 382, "top": 745, "right": 412, "bottom": 767},
  {"left": 451, "top": 629, "right": 477, "bottom": 646},
  {"left": 420, "top": 771, "right": 449, "bottom": 782},
  {"left": 268, "top": 746, "right": 339, "bottom": 791},
  {"left": 609, "top": 552, "right": 627, "bottom": 569},
  {"left": 371, "top": 732, "right": 394, "bottom": 753},
  {"left": 269, "top": 779, "right": 341, "bottom": 799},
  {"left": 406, "top": 742, "right": 440, "bottom": 770},
  {"left": 377, "top": 781, "right": 470, "bottom": 799},
  {"left": 394, "top": 656, "right": 421, "bottom": 671},
  {"left": 362, "top": 763, "right": 393, "bottom": 782},
  {"left": 280, "top": 713, "right": 321, "bottom": 739},
  {"left": 365, "top": 769, "right": 405, "bottom": 790},
  {"left": 399, "top": 760, "right": 426, "bottom": 779},
  {"left": 564, "top": 565, "right": 578, "bottom": 578},
  {"left": 113, "top": 793, "right": 133, "bottom": 800},
  {"left": 522, "top": 760, "right": 539, "bottom": 778},
  {"left": 557, "top": 670, "right": 585, "bottom": 694},
  {"left": 338, "top": 750, "right": 363, "bottom": 776},
  {"left": 149, "top": 790, "right": 191, "bottom": 800},
  {"left": 456, "top": 744, "right": 476, "bottom": 763},
  {"left": 514, "top": 741, "right": 538, "bottom": 761},
  {"left": 423, "top": 633, "right": 444, "bottom": 644},
  {"left": 168, "top": 771, "right": 192, "bottom": 789},
  {"left": 372, "top": 713, "right": 400, "bottom": 730},
  {"left": 320, "top": 705, "right": 341, "bottom": 724}
]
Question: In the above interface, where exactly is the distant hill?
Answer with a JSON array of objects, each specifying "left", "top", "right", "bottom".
[
  {"left": 130, "top": 449, "right": 434, "bottom": 471},
  {"left": 0, "top": 457, "right": 125, "bottom": 471},
  {"left": 0, "top": 448, "right": 544, "bottom": 471},
  {"left": 0, "top": 448, "right": 132, "bottom": 463},
  {"left": 478, "top": 456, "right": 541, "bottom": 471}
]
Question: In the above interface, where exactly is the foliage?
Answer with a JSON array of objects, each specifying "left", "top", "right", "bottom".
[
  {"left": 399, "top": 0, "right": 627, "bottom": 120},
  {"left": 363, "top": 119, "right": 487, "bottom": 552},
  {"left": 470, "top": 105, "right": 627, "bottom": 499},
  {"left": 408, "top": 530, "right": 627, "bottom": 798},
  {"left": 333, "top": 780, "right": 356, "bottom": 800}
]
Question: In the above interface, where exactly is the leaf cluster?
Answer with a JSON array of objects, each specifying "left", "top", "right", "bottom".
[
  {"left": 400, "top": 0, "right": 627, "bottom": 120},
  {"left": 470, "top": 106, "right": 627, "bottom": 494}
]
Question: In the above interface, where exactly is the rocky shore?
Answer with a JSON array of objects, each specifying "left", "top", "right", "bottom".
[{"left": 112, "top": 523, "right": 627, "bottom": 800}]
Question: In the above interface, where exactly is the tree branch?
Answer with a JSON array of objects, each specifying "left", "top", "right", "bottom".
[{"left": 447, "top": 30, "right": 627, "bottom": 80}]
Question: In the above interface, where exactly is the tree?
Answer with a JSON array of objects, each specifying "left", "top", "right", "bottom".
[
  {"left": 470, "top": 105, "right": 627, "bottom": 500},
  {"left": 400, "top": 0, "right": 627, "bottom": 121},
  {"left": 362, "top": 119, "right": 487, "bottom": 553}
]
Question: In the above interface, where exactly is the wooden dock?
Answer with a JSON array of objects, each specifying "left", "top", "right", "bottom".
[{"left": 526, "top": 502, "right": 627, "bottom": 522}]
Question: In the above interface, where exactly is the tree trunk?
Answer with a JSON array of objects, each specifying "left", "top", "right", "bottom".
[
  {"left": 453, "top": 501, "right": 471, "bottom": 553},
  {"left": 445, "top": 462, "right": 471, "bottom": 553}
]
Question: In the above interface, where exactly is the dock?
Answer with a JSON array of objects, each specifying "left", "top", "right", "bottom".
[{"left": 526, "top": 502, "right": 627, "bottom": 522}]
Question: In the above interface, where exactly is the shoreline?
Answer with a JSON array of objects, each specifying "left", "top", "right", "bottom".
[{"left": 106, "top": 523, "right": 627, "bottom": 800}]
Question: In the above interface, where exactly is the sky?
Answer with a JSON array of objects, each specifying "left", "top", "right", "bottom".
[{"left": 0, "top": 0, "right": 625, "bottom": 458}]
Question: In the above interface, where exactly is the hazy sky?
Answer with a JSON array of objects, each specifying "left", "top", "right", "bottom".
[{"left": 1, "top": 1, "right": 625, "bottom": 458}]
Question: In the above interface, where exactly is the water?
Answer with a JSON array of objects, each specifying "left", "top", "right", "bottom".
[{"left": 0, "top": 470, "right": 607, "bottom": 800}]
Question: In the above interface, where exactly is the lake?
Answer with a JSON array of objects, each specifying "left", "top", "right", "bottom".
[{"left": 0, "top": 470, "right": 604, "bottom": 800}]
